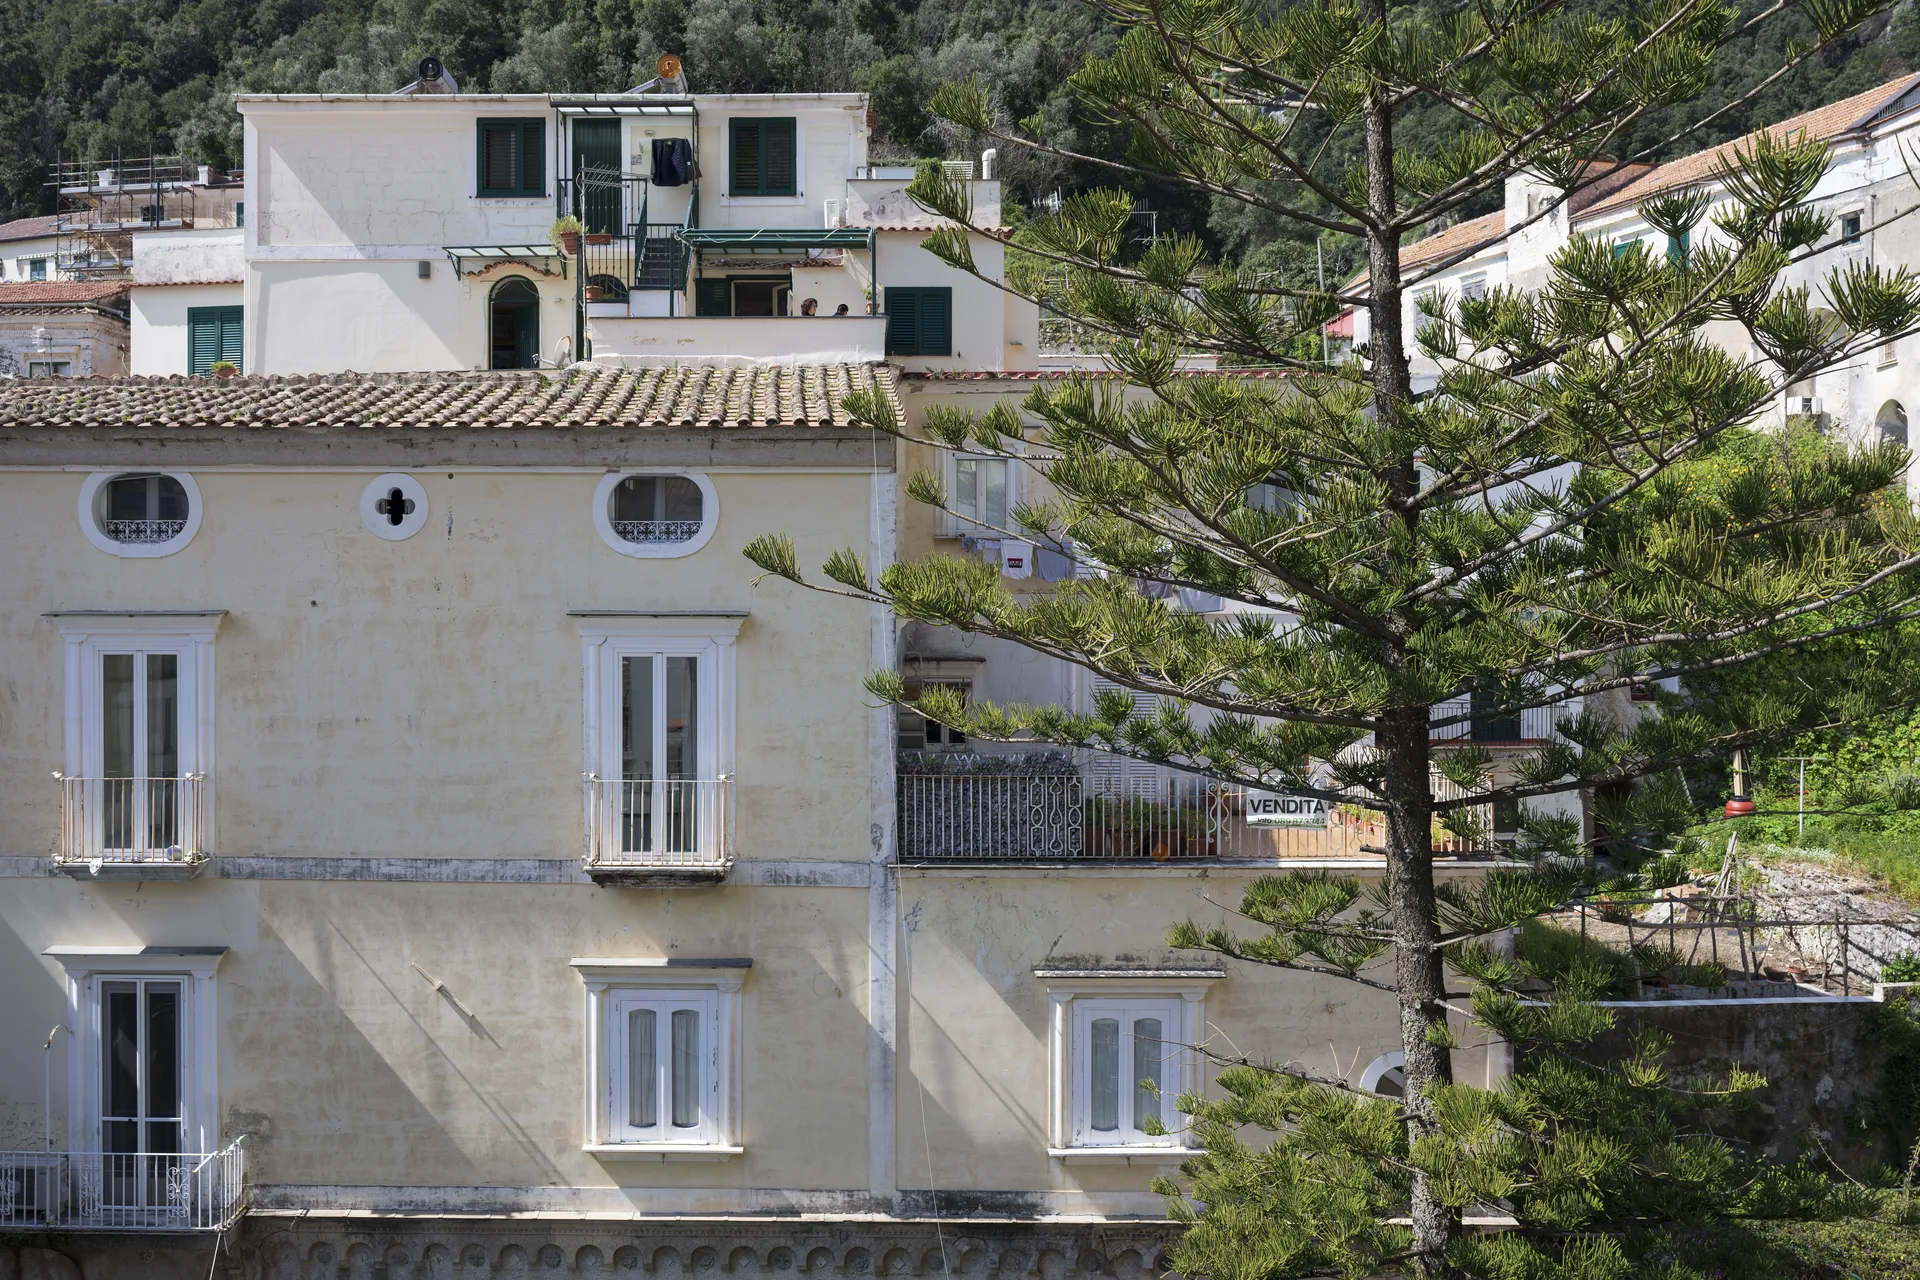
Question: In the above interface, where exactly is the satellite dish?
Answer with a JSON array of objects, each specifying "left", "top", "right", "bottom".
[{"left": 656, "top": 53, "right": 683, "bottom": 81}]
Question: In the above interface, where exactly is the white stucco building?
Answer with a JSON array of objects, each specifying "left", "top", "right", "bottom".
[
  {"left": 0, "top": 71, "right": 1493, "bottom": 1280},
  {"left": 1350, "top": 73, "right": 1920, "bottom": 459}
]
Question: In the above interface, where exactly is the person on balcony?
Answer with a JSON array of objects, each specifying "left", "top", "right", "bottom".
[{"left": 799, "top": 297, "right": 818, "bottom": 316}]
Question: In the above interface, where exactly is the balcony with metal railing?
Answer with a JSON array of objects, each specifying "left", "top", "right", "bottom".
[
  {"left": 1428, "top": 698, "right": 1559, "bottom": 745},
  {"left": 583, "top": 776, "right": 730, "bottom": 883},
  {"left": 0, "top": 1141, "right": 246, "bottom": 1231},
  {"left": 897, "top": 772, "right": 1377, "bottom": 863},
  {"left": 54, "top": 775, "right": 208, "bottom": 879}
]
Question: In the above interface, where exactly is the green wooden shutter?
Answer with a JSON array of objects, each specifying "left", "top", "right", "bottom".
[
  {"left": 188, "top": 306, "right": 243, "bottom": 375},
  {"left": 884, "top": 288, "right": 919, "bottom": 355},
  {"left": 519, "top": 120, "right": 545, "bottom": 195},
  {"left": 730, "top": 120, "right": 763, "bottom": 195},
  {"left": 764, "top": 119, "right": 796, "bottom": 196},
  {"left": 188, "top": 311, "right": 220, "bottom": 375},
  {"left": 1469, "top": 689, "right": 1521, "bottom": 742},
  {"left": 919, "top": 288, "right": 952, "bottom": 355},
  {"left": 884, "top": 289, "right": 952, "bottom": 356},
  {"left": 478, "top": 120, "right": 544, "bottom": 196},
  {"left": 695, "top": 278, "right": 732, "bottom": 317},
  {"left": 219, "top": 307, "right": 244, "bottom": 371},
  {"left": 480, "top": 123, "right": 517, "bottom": 194}
]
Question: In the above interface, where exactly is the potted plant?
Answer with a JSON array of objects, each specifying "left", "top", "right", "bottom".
[
  {"left": 550, "top": 215, "right": 584, "bottom": 256},
  {"left": 586, "top": 230, "right": 614, "bottom": 246},
  {"left": 209, "top": 360, "right": 238, "bottom": 380}
]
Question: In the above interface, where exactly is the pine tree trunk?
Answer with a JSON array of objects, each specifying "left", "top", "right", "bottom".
[
  {"left": 1378, "top": 710, "right": 1457, "bottom": 1275},
  {"left": 1358, "top": 3, "right": 1459, "bottom": 1266}
]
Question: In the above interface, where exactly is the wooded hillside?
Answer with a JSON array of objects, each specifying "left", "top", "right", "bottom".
[{"left": 4, "top": 0, "right": 1918, "bottom": 285}]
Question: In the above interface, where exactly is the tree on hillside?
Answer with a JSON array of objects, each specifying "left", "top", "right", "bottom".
[{"left": 747, "top": 0, "right": 1920, "bottom": 1272}]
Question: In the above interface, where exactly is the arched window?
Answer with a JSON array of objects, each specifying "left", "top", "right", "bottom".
[
  {"left": 1878, "top": 400, "right": 1908, "bottom": 448},
  {"left": 489, "top": 277, "right": 540, "bottom": 370},
  {"left": 1357, "top": 1050, "right": 1406, "bottom": 1099}
]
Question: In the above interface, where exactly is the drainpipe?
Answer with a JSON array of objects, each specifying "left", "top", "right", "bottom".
[
  {"left": 44, "top": 1024, "right": 69, "bottom": 1152},
  {"left": 574, "top": 155, "right": 587, "bottom": 366}
]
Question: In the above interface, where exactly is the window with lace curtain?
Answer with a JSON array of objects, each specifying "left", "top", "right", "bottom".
[
  {"left": 573, "top": 960, "right": 746, "bottom": 1160},
  {"left": 1040, "top": 969, "right": 1216, "bottom": 1163}
]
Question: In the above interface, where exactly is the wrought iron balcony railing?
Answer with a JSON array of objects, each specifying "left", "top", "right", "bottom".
[
  {"left": 55, "top": 775, "right": 207, "bottom": 868},
  {"left": 897, "top": 774, "right": 1376, "bottom": 862},
  {"left": 102, "top": 518, "right": 187, "bottom": 544},
  {"left": 0, "top": 1142, "right": 246, "bottom": 1231},
  {"left": 584, "top": 776, "right": 730, "bottom": 871}
]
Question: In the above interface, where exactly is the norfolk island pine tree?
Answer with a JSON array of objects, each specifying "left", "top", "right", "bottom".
[{"left": 746, "top": 0, "right": 1920, "bottom": 1273}]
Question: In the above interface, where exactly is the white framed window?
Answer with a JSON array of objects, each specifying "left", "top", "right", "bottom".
[
  {"left": 77, "top": 471, "right": 204, "bottom": 559},
  {"left": 1459, "top": 273, "right": 1487, "bottom": 301},
  {"left": 898, "top": 678, "right": 970, "bottom": 749},
  {"left": 28, "top": 359, "right": 72, "bottom": 377},
  {"left": 1039, "top": 969, "right": 1217, "bottom": 1164},
  {"left": 53, "top": 614, "right": 220, "bottom": 865},
  {"left": 944, "top": 454, "right": 1012, "bottom": 537},
  {"left": 1071, "top": 997, "right": 1184, "bottom": 1143},
  {"left": 47, "top": 946, "right": 225, "bottom": 1159},
  {"left": 359, "top": 473, "right": 430, "bottom": 540},
  {"left": 578, "top": 615, "right": 742, "bottom": 867},
  {"left": 592, "top": 472, "right": 718, "bottom": 558},
  {"left": 571, "top": 959, "right": 746, "bottom": 1160}
]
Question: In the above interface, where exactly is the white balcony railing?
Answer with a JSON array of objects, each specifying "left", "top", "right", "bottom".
[
  {"left": 584, "top": 777, "right": 729, "bottom": 871},
  {"left": 55, "top": 775, "right": 207, "bottom": 868},
  {"left": 1428, "top": 698, "right": 1557, "bottom": 744},
  {"left": 0, "top": 1142, "right": 246, "bottom": 1231}
]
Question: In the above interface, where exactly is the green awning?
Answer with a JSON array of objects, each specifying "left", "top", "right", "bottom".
[
  {"left": 443, "top": 245, "right": 568, "bottom": 279},
  {"left": 552, "top": 96, "right": 696, "bottom": 117},
  {"left": 680, "top": 227, "right": 876, "bottom": 255}
]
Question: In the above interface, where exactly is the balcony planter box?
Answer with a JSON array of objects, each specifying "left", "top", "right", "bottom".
[{"left": 587, "top": 232, "right": 613, "bottom": 246}]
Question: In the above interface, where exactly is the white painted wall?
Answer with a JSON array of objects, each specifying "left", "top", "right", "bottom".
[
  {"left": 589, "top": 314, "right": 887, "bottom": 364},
  {"left": 876, "top": 230, "right": 1009, "bottom": 372},
  {"left": 250, "top": 260, "right": 573, "bottom": 373},
  {"left": 133, "top": 227, "right": 245, "bottom": 285},
  {"left": 130, "top": 282, "right": 245, "bottom": 375}
]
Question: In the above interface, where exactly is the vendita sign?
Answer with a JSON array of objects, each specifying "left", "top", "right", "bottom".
[{"left": 1245, "top": 792, "right": 1329, "bottom": 828}]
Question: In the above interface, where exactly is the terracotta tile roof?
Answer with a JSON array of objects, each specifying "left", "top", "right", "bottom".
[
  {"left": 0, "top": 282, "right": 129, "bottom": 306},
  {"left": 0, "top": 364, "right": 900, "bottom": 430},
  {"left": 1348, "top": 210, "right": 1505, "bottom": 291},
  {"left": 903, "top": 369, "right": 1286, "bottom": 380},
  {"left": 0, "top": 211, "right": 108, "bottom": 244},
  {"left": 1580, "top": 74, "right": 1920, "bottom": 219},
  {"left": 0, "top": 214, "right": 61, "bottom": 243},
  {"left": 1568, "top": 162, "right": 1658, "bottom": 212}
]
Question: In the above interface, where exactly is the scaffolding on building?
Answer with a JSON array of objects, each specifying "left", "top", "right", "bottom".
[{"left": 47, "top": 156, "right": 200, "bottom": 281}]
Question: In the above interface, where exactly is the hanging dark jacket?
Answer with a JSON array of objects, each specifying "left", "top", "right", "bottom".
[{"left": 651, "top": 138, "right": 694, "bottom": 187}]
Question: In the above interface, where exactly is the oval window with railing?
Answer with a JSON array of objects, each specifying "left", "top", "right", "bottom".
[
  {"left": 78, "top": 471, "right": 203, "bottom": 558},
  {"left": 593, "top": 472, "right": 717, "bottom": 558}
]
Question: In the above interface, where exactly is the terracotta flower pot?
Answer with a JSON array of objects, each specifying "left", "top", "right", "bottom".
[
  {"left": 585, "top": 286, "right": 605, "bottom": 302},
  {"left": 559, "top": 232, "right": 581, "bottom": 255}
]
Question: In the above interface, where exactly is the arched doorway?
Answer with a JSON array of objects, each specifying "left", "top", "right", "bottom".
[
  {"left": 1878, "top": 400, "right": 1908, "bottom": 447},
  {"left": 489, "top": 278, "right": 540, "bottom": 369}
]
